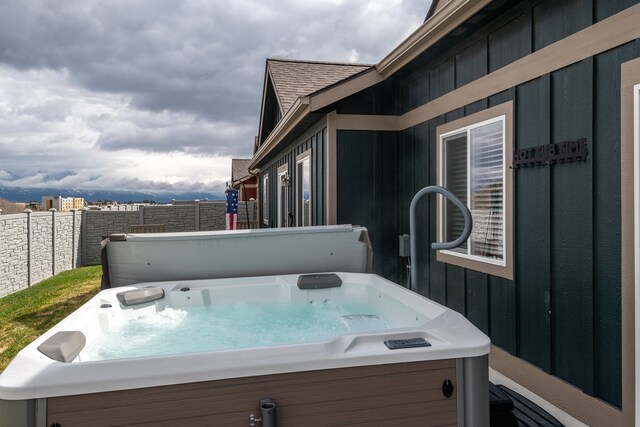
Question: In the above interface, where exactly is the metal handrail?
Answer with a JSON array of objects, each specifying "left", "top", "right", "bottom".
[{"left": 409, "top": 186, "right": 472, "bottom": 291}]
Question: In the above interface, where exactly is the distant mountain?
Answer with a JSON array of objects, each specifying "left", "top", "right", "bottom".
[{"left": 0, "top": 186, "right": 225, "bottom": 204}]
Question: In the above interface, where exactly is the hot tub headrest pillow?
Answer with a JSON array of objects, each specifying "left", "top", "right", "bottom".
[
  {"left": 297, "top": 273, "right": 343, "bottom": 289},
  {"left": 37, "top": 331, "right": 86, "bottom": 363},
  {"left": 116, "top": 286, "right": 165, "bottom": 306}
]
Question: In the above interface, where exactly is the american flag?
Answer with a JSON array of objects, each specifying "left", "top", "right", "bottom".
[{"left": 225, "top": 189, "right": 239, "bottom": 230}]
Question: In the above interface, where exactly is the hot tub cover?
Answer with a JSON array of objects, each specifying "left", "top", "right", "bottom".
[{"left": 104, "top": 225, "right": 373, "bottom": 287}]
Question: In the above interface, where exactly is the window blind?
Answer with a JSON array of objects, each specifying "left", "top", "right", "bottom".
[
  {"left": 444, "top": 133, "right": 468, "bottom": 253},
  {"left": 469, "top": 121, "right": 503, "bottom": 260}
]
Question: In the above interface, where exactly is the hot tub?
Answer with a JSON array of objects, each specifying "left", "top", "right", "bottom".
[{"left": 0, "top": 272, "right": 490, "bottom": 426}]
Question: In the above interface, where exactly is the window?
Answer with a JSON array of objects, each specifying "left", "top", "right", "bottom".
[
  {"left": 262, "top": 173, "right": 269, "bottom": 225},
  {"left": 437, "top": 102, "right": 513, "bottom": 279},
  {"left": 277, "top": 164, "right": 289, "bottom": 227},
  {"left": 296, "top": 151, "right": 312, "bottom": 226}
]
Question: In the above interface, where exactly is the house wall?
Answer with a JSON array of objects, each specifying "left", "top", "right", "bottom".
[
  {"left": 336, "top": 130, "right": 401, "bottom": 282},
  {"left": 332, "top": 0, "right": 640, "bottom": 412},
  {"left": 233, "top": 176, "right": 258, "bottom": 201},
  {"left": 260, "top": 120, "right": 327, "bottom": 227}
]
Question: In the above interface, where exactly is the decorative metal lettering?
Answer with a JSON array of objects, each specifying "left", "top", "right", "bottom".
[{"left": 512, "top": 138, "right": 588, "bottom": 168}]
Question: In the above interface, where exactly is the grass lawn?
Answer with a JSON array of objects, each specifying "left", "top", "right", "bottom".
[{"left": 0, "top": 265, "right": 102, "bottom": 372}]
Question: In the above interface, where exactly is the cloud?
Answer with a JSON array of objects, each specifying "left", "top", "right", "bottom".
[
  {"left": 0, "top": 0, "right": 428, "bottom": 195},
  {"left": 95, "top": 115, "right": 250, "bottom": 155},
  {"left": 0, "top": 0, "right": 425, "bottom": 117},
  {"left": 0, "top": 151, "right": 233, "bottom": 193}
]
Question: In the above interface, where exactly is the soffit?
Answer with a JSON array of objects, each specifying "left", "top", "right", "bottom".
[{"left": 254, "top": 113, "right": 325, "bottom": 168}]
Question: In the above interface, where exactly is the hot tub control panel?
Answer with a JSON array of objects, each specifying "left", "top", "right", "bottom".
[{"left": 384, "top": 337, "right": 431, "bottom": 350}]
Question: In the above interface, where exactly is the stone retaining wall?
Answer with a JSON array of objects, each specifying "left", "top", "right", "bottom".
[
  {"left": 0, "top": 214, "right": 29, "bottom": 297},
  {"left": 143, "top": 205, "right": 195, "bottom": 232},
  {"left": 0, "top": 202, "right": 258, "bottom": 297},
  {"left": 83, "top": 211, "right": 140, "bottom": 265},
  {"left": 0, "top": 211, "right": 82, "bottom": 298}
]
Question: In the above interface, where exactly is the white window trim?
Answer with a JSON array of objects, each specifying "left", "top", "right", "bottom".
[
  {"left": 296, "top": 150, "right": 312, "bottom": 227},
  {"left": 435, "top": 101, "right": 514, "bottom": 280},
  {"left": 633, "top": 82, "right": 640, "bottom": 418},
  {"left": 262, "top": 173, "right": 269, "bottom": 225},
  {"left": 438, "top": 115, "right": 507, "bottom": 268}
]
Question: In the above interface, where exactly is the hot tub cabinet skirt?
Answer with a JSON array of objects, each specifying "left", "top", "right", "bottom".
[{"left": 4, "top": 357, "right": 488, "bottom": 426}]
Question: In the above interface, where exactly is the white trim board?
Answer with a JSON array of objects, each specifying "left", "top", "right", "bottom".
[{"left": 634, "top": 82, "right": 640, "bottom": 424}]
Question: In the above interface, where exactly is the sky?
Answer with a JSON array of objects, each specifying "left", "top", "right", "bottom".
[{"left": 0, "top": 0, "right": 428, "bottom": 195}]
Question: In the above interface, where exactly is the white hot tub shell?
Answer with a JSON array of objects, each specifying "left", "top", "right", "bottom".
[{"left": 0, "top": 272, "right": 490, "bottom": 426}]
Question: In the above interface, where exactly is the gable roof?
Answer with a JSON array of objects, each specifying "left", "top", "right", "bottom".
[
  {"left": 425, "top": 0, "right": 444, "bottom": 22},
  {"left": 250, "top": 0, "right": 492, "bottom": 171},
  {"left": 231, "top": 158, "right": 252, "bottom": 182},
  {"left": 267, "top": 58, "right": 372, "bottom": 115}
]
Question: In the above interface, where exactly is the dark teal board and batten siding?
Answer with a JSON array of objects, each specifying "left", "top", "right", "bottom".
[
  {"left": 259, "top": 122, "right": 326, "bottom": 228},
  {"left": 332, "top": 0, "right": 640, "bottom": 409},
  {"left": 394, "top": 0, "right": 636, "bottom": 115},
  {"left": 336, "top": 131, "right": 401, "bottom": 282},
  {"left": 254, "top": 0, "right": 639, "bottom": 410},
  {"left": 592, "top": 42, "right": 638, "bottom": 410}
]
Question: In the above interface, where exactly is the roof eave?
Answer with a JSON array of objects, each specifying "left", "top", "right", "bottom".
[
  {"left": 256, "top": 62, "right": 271, "bottom": 145},
  {"left": 249, "top": 97, "right": 311, "bottom": 171},
  {"left": 249, "top": 67, "right": 379, "bottom": 172},
  {"left": 232, "top": 174, "right": 257, "bottom": 187},
  {"left": 376, "top": 0, "right": 492, "bottom": 78}
]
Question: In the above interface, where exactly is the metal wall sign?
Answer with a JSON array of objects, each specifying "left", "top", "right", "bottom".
[{"left": 513, "top": 138, "right": 588, "bottom": 168}]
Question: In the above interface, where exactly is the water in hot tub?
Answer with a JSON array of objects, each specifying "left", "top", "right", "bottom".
[{"left": 84, "top": 300, "right": 395, "bottom": 360}]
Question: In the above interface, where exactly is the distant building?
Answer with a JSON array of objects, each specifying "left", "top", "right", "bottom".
[
  {"left": 41, "top": 196, "right": 85, "bottom": 211},
  {"left": 231, "top": 159, "right": 257, "bottom": 201},
  {"left": 72, "top": 198, "right": 84, "bottom": 210},
  {"left": 41, "top": 196, "right": 55, "bottom": 210}
]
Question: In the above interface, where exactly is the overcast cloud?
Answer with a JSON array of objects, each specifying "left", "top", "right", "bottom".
[{"left": 0, "top": 0, "right": 427, "bottom": 195}]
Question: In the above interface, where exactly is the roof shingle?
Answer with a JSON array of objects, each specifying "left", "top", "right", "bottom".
[
  {"left": 267, "top": 58, "right": 372, "bottom": 114},
  {"left": 231, "top": 158, "right": 252, "bottom": 182}
]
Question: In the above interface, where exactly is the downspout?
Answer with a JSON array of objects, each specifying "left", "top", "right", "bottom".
[{"left": 240, "top": 180, "right": 250, "bottom": 229}]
